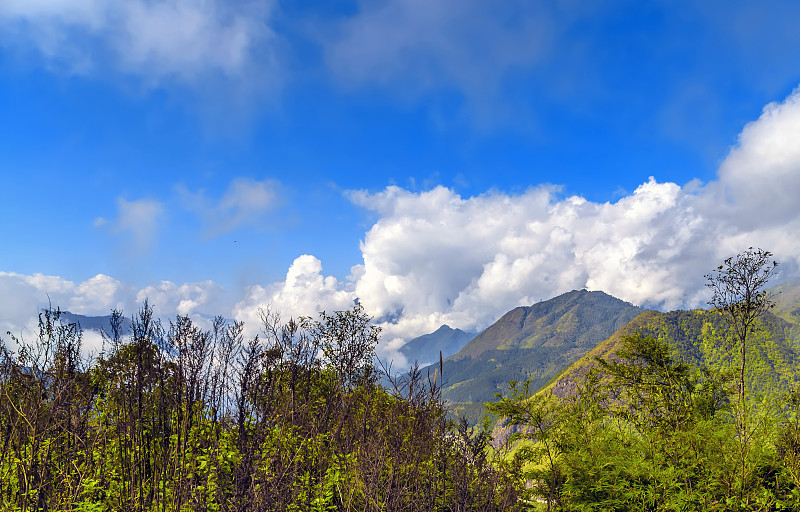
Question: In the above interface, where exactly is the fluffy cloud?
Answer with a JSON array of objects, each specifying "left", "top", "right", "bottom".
[
  {"left": 0, "top": 0, "right": 278, "bottom": 86},
  {"left": 0, "top": 271, "right": 226, "bottom": 354},
  {"left": 5, "top": 88, "right": 800, "bottom": 365},
  {"left": 233, "top": 255, "right": 355, "bottom": 336},
  {"left": 0, "top": 272, "right": 128, "bottom": 319},
  {"left": 253, "top": 87, "right": 800, "bottom": 348},
  {"left": 0, "top": 272, "right": 129, "bottom": 353},
  {"left": 70, "top": 274, "right": 129, "bottom": 314},
  {"left": 136, "top": 280, "right": 222, "bottom": 317},
  {"left": 716, "top": 91, "right": 800, "bottom": 226},
  {"left": 345, "top": 179, "right": 709, "bottom": 342}
]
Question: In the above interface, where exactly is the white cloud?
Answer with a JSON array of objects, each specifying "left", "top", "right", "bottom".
[
  {"left": 178, "top": 177, "right": 283, "bottom": 235},
  {"left": 233, "top": 255, "right": 355, "bottom": 337},
  {"left": 0, "top": 272, "right": 128, "bottom": 320},
  {"left": 716, "top": 88, "right": 800, "bottom": 225},
  {"left": 0, "top": 272, "right": 130, "bottom": 354},
  {"left": 345, "top": 179, "right": 713, "bottom": 342},
  {"left": 0, "top": 0, "right": 279, "bottom": 88},
  {"left": 71, "top": 274, "right": 128, "bottom": 314},
  {"left": 136, "top": 280, "right": 221, "bottom": 317},
  {"left": 6, "top": 87, "right": 800, "bottom": 366},
  {"left": 0, "top": 271, "right": 226, "bottom": 355},
  {"left": 0, "top": 272, "right": 59, "bottom": 339},
  {"left": 252, "top": 87, "right": 800, "bottom": 349}
]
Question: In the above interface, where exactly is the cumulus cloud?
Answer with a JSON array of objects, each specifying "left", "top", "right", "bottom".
[
  {"left": 0, "top": 0, "right": 279, "bottom": 88},
  {"left": 233, "top": 255, "right": 355, "bottom": 336},
  {"left": 0, "top": 270, "right": 237, "bottom": 356},
  {"left": 0, "top": 272, "right": 129, "bottom": 319},
  {"left": 6, "top": 87, "right": 800, "bottom": 366},
  {"left": 71, "top": 274, "right": 129, "bottom": 314},
  {"left": 0, "top": 272, "right": 130, "bottom": 353},
  {"left": 716, "top": 90, "right": 800, "bottom": 226},
  {"left": 344, "top": 179, "right": 713, "bottom": 343},
  {"left": 136, "top": 280, "right": 222, "bottom": 317},
  {"left": 243, "top": 87, "right": 800, "bottom": 350},
  {"left": 178, "top": 178, "right": 283, "bottom": 235}
]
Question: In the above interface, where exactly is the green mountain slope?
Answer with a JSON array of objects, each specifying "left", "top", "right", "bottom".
[
  {"left": 771, "top": 277, "right": 800, "bottom": 325},
  {"left": 436, "top": 289, "right": 643, "bottom": 404},
  {"left": 545, "top": 307, "right": 800, "bottom": 399}
]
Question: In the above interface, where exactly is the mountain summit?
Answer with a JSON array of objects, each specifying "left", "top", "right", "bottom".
[
  {"left": 399, "top": 325, "right": 475, "bottom": 366},
  {"left": 435, "top": 289, "right": 643, "bottom": 404}
]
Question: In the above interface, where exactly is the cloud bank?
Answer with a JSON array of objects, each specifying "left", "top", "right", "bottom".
[
  {"left": 236, "top": 86, "right": 800, "bottom": 351},
  {"left": 0, "top": 272, "right": 221, "bottom": 355},
  {"left": 4, "top": 87, "right": 800, "bottom": 365}
]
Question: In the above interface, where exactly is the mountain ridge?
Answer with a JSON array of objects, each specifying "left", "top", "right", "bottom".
[
  {"left": 399, "top": 324, "right": 475, "bottom": 366},
  {"left": 431, "top": 289, "right": 644, "bottom": 404},
  {"left": 544, "top": 306, "right": 800, "bottom": 400}
]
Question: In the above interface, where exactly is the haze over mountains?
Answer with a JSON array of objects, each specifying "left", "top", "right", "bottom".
[
  {"left": 398, "top": 325, "right": 475, "bottom": 366},
  {"left": 46, "top": 277, "right": 800, "bottom": 429},
  {"left": 59, "top": 311, "right": 132, "bottom": 337},
  {"left": 57, "top": 290, "right": 638, "bottom": 384}
]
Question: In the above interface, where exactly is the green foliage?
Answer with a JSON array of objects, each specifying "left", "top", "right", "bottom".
[
  {"left": 0, "top": 303, "right": 523, "bottom": 511},
  {"left": 489, "top": 332, "right": 800, "bottom": 511}
]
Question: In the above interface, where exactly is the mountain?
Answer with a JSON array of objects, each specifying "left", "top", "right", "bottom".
[
  {"left": 770, "top": 277, "right": 800, "bottom": 325},
  {"left": 58, "top": 311, "right": 132, "bottom": 336},
  {"left": 399, "top": 325, "right": 475, "bottom": 366},
  {"left": 434, "top": 289, "right": 643, "bottom": 404},
  {"left": 545, "top": 306, "right": 800, "bottom": 399}
]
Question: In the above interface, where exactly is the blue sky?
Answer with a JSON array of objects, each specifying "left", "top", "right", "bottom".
[{"left": 3, "top": 1, "right": 800, "bottom": 363}]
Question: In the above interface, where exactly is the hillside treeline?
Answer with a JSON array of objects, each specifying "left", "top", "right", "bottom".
[
  {"left": 490, "top": 329, "right": 800, "bottom": 511},
  {"left": 0, "top": 303, "right": 523, "bottom": 511}
]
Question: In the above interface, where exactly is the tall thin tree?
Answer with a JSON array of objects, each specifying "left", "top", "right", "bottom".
[{"left": 705, "top": 247, "right": 778, "bottom": 437}]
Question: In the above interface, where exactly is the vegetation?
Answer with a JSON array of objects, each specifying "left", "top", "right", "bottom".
[
  {"left": 434, "top": 290, "right": 642, "bottom": 405},
  {"left": 489, "top": 331, "right": 800, "bottom": 510},
  {"left": 0, "top": 302, "right": 523, "bottom": 511},
  {"left": 706, "top": 247, "right": 779, "bottom": 438},
  {"left": 488, "top": 249, "right": 800, "bottom": 510},
  {"left": 4, "top": 248, "right": 800, "bottom": 511}
]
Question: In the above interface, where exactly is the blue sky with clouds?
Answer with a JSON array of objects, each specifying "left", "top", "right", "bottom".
[{"left": 3, "top": 0, "right": 800, "bottom": 364}]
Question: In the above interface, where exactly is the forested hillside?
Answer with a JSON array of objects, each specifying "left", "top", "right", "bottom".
[
  {"left": 546, "top": 308, "right": 800, "bottom": 399},
  {"left": 428, "top": 290, "right": 641, "bottom": 421},
  {"left": 487, "top": 251, "right": 800, "bottom": 510},
  {"left": 5, "top": 250, "right": 800, "bottom": 510},
  {"left": 488, "top": 328, "right": 800, "bottom": 510}
]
